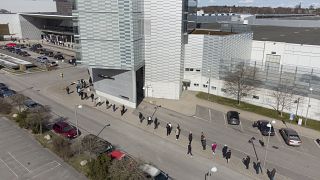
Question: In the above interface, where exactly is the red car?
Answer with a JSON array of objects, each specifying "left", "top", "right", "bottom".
[
  {"left": 107, "top": 150, "right": 126, "bottom": 160},
  {"left": 5, "top": 43, "right": 17, "bottom": 48},
  {"left": 52, "top": 121, "right": 78, "bottom": 138}
]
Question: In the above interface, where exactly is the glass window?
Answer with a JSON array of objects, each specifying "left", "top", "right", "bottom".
[
  {"left": 190, "top": 68, "right": 194, "bottom": 71},
  {"left": 253, "top": 95, "right": 259, "bottom": 99},
  {"left": 203, "top": 84, "right": 208, "bottom": 88},
  {"left": 221, "top": 88, "right": 226, "bottom": 92},
  {"left": 211, "top": 86, "right": 216, "bottom": 90},
  {"left": 185, "top": 68, "right": 189, "bottom": 71}
]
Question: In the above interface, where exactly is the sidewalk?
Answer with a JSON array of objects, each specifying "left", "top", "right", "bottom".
[
  {"left": 144, "top": 90, "right": 320, "bottom": 140},
  {"left": 45, "top": 81, "right": 289, "bottom": 180}
]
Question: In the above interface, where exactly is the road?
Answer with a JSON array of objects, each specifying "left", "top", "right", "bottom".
[{"left": 0, "top": 67, "right": 251, "bottom": 180}]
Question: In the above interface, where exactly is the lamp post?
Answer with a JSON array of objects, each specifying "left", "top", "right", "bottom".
[
  {"left": 263, "top": 120, "right": 276, "bottom": 168},
  {"left": 305, "top": 87, "right": 313, "bottom": 126},
  {"left": 151, "top": 105, "right": 161, "bottom": 119},
  {"left": 74, "top": 104, "right": 82, "bottom": 154},
  {"left": 207, "top": 68, "right": 212, "bottom": 100},
  {"left": 249, "top": 137, "right": 259, "bottom": 161},
  {"left": 205, "top": 166, "right": 217, "bottom": 180}
]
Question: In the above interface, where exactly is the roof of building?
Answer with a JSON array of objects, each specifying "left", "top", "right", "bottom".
[
  {"left": 251, "top": 25, "right": 320, "bottom": 45},
  {"left": 18, "top": 12, "right": 72, "bottom": 19},
  {"left": 191, "top": 29, "right": 236, "bottom": 35}
]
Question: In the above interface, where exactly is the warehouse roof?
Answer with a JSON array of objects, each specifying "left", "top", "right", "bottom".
[{"left": 251, "top": 26, "right": 320, "bottom": 45}]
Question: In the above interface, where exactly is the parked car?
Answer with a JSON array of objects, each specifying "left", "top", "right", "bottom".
[
  {"left": 316, "top": 139, "right": 320, "bottom": 146},
  {"left": 253, "top": 120, "right": 275, "bottom": 136},
  {"left": 53, "top": 54, "right": 64, "bottom": 60},
  {"left": 279, "top": 128, "right": 302, "bottom": 146},
  {"left": 37, "top": 56, "right": 49, "bottom": 63},
  {"left": 81, "top": 134, "right": 114, "bottom": 156},
  {"left": 16, "top": 44, "right": 26, "bottom": 49},
  {"left": 44, "top": 50, "right": 54, "bottom": 57},
  {"left": 68, "top": 57, "right": 76, "bottom": 65},
  {"left": 0, "top": 89, "right": 16, "bottom": 98},
  {"left": 32, "top": 43, "right": 42, "bottom": 49},
  {"left": 140, "top": 164, "right": 171, "bottom": 180},
  {"left": 226, "top": 111, "right": 240, "bottom": 125},
  {"left": 52, "top": 121, "right": 78, "bottom": 138},
  {"left": 14, "top": 48, "right": 22, "bottom": 54},
  {"left": 107, "top": 150, "right": 126, "bottom": 160},
  {"left": 48, "top": 61, "right": 58, "bottom": 67},
  {"left": 0, "top": 83, "right": 7, "bottom": 89},
  {"left": 18, "top": 51, "right": 31, "bottom": 57},
  {"left": 23, "top": 99, "right": 41, "bottom": 109},
  {"left": 6, "top": 47, "right": 15, "bottom": 53},
  {"left": 5, "top": 43, "right": 17, "bottom": 48}
]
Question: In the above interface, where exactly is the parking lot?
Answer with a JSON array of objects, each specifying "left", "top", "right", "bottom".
[
  {"left": 195, "top": 105, "right": 320, "bottom": 157},
  {"left": 0, "top": 117, "right": 86, "bottom": 180}
]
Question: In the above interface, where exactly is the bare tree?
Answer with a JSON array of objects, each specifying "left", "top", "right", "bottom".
[
  {"left": 269, "top": 84, "right": 295, "bottom": 117},
  {"left": 26, "top": 105, "right": 51, "bottom": 134},
  {"left": 224, "top": 63, "right": 258, "bottom": 105},
  {"left": 10, "top": 94, "right": 27, "bottom": 113}
]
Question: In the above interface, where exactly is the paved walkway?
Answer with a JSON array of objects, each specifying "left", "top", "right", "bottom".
[
  {"left": 45, "top": 80, "right": 288, "bottom": 180},
  {"left": 144, "top": 91, "right": 320, "bottom": 140}
]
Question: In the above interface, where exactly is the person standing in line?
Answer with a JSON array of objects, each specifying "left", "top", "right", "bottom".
[
  {"left": 226, "top": 150, "right": 231, "bottom": 163},
  {"left": 168, "top": 122, "right": 172, "bottom": 135},
  {"left": 112, "top": 104, "right": 116, "bottom": 112},
  {"left": 175, "top": 124, "right": 180, "bottom": 140},
  {"left": 166, "top": 123, "right": 170, "bottom": 136},
  {"left": 97, "top": 97, "right": 101, "bottom": 106},
  {"left": 80, "top": 91, "right": 84, "bottom": 100},
  {"left": 188, "top": 131, "right": 193, "bottom": 144},
  {"left": 187, "top": 143, "right": 193, "bottom": 156},
  {"left": 267, "top": 168, "right": 276, "bottom": 180},
  {"left": 66, "top": 86, "right": 70, "bottom": 94},
  {"left": 222, "top": 144, "right": 228, "bottom": 158},
  {"left": 154, "top": 117, "right": 158, "bottom": 129},
  {"left": 201, "top": 132, "right": 206, "bottom": 150},
  {"left": 211, "top": 143, "right": 217, "bottom": 155},
  {"left": 90, "top": 93, "right": 94, "bottom": 102},
  {"left": 106, "top": 100, "right": 109, "bottom": 109},
  {"left": 245, "top": 155, "right": 250, "bottom": 169}
]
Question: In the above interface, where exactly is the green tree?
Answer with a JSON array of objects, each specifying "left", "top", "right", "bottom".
[
  {"left": 0, "top": 98, "right": 12, "bottom": 114},
  {"left": 87, "top": 155, "right": 111, "bottom": 180},
  {"left": 108, "top": 158, "right": 144, "bottom": 180},
  {"left": 52, "top": 136, "right": 73, "bottom": 160},
  {"left": 26, "top": 105, "right": 51, "bottom": 134}
]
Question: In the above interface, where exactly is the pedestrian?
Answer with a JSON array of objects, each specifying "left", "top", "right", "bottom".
[
  {"left": 166, "top": 123, "right": 170, "bottom": 136},
  {"left": 254, "top": 161, "right": 262, "bottom": 174},
  {"left": 121, "top": 105, "right": 125, "bottom": 116},
  {"left": 80, "top": 91, "right": 84, "bottom": 100},
  {"left": 139, "top": 112, "right": 143, "bottom": 121},
  {"left": 211, "top": 142, "right": 217, "bottom": 155},
  {"left": 106, "top": 100, "right": 109, "bottom": 109},
  {"left": 175, "top": 124, "right": 180, "bottom": 140},
  {"left": 201, "top": 132, "right": 206, "bottom": 150},
  {"left": 60, "top": 72, "right": 63, "bottom": 79},
  {"left": 87, "top": 87, "right": 91, "bottom": 92},
  {"left": 83, "top": 81, "right": 86, "bottom": 88},
  {"left": 84, "top": 92, "right": 88, "bottom": 99},
  {"left": 90, "top": 93, "right": 94, "bottom": 102},
  {"left": 154, "top": 117, "right": 158, "bottom": 129},
  {"left": 77, "top": 87, "right": 81, "bottom": 96},
  {"left": 89, "top": 77, "right": 92, "bottom": 86},
  {"left": 187, "top": 143, "right": 193, "bottom": 156},
  {"left": 188, "top": 131, "right": 193, "bottom": 144},
  {"left": 168, "top": 122, "right": 172, "bottom": 135},
  {"left": 112, "top": 104, "right": 116, "bottom": 112},
  {"left": 222, "top": 145, "right": 228, "bottom": 158},
  {"left": 267, "top": 168, "right": 276, "bottom": 180},
  {"left": 245, "top": 155, "right": 250, "bottom": 169},
  {"left": 66, "top": 86, "right": 70, "bottom": 94},
  {"left": 226, "top": 150, "right": 231, "bottom": 163}
]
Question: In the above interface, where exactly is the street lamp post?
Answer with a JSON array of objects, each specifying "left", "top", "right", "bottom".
[
  {"left": 207, "top": 68, "right": 212, "bottom": 100},
  {"left": 305, "top": 87, "right": 313, "bottom": 126},
  {"left": 151, "top": 105, "right": 161, "bottom": 119},
  {"left": 249, "top": 137, "right": 259, "bottom": 161},
  {"left": 263, "top": 120, "right": 276, "bottom": 168},
  {"left": 205, "top": 166, "right": 217, "bottom": 180},
  {"left": 75, "top": 104, "right": 82, "bottom": 154}
]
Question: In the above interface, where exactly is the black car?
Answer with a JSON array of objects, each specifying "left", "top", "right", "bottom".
[
  {"left": 23, "top": 99, "right": 42, "bottom": 109},
  {"left": 226, "top": 111, "right": 240, "bottom": 125},
  {"left": 0, "top": 83, "right": 7, "bottom": 89},
  {"left": 18, "top": 51, "right": 30, "bottom": 57},
  {"left": 44, "top": 50, "right": 54, "bottom": 57},
  {"left": 316, "top": 139, "right": 320, "bottom": 145},
  {"left": 81, "top": 134, "right": 114, "bottom": 156},
  {"left": 253, "top": 120, "right": 275, "bottom": 136},
  {"left": 0, "top": 89, "right": 16, "bottom": 97},
  {"left": 54, "top": 54, "right": 64, "bottom": 60}
]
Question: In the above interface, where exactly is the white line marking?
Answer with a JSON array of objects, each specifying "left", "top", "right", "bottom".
[
  {"left": 8, "top": 152, "right": 30, "bottom": 172},
  {"left": 208, "top": 109, "right": 212, "bottom": 122},
  {"left": 30, "top": 161, "right": 60, "bottom": 173},
  {"left": 223, "top": 113, "right": 227, "bottom": 127},
  {"left": 28, "top": 163, "right": 61, "bottom": 179},
  {"left": 0, "top": 158, "right": 18, "bottom": 179},
  {"left": 239, "top": 121, "right": 244, "bottom": 132}
]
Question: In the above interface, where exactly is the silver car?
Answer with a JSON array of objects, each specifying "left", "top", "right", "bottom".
[{"left": 279, "top": 128, "right": 302, "bottom": 146}]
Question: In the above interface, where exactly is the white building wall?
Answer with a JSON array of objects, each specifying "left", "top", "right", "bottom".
[
  {"left": 0, "top": 14, "right": 22, "bottom": 39},
  {"left": 184, "top": 35, "right": 204, "bottom": 69},
  {"left": 251, "top": 41, "right": 320, "bottom": 68},
  {"left": 144, "top": 0, "right": 184, "bottom": 99}
]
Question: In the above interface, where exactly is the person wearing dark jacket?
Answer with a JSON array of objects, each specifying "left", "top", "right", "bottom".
[
  {"left": 222, "top": 145, "right": 228, "bottom": 158},
  {"left": 226, "top": 150, "right": 231, "bottom": 163},
  {"left": 188, "top": 131, "right": 193, "bottom": 144},
  {"left": 187, "top": 143, "right": 193, "bottom": 156}
]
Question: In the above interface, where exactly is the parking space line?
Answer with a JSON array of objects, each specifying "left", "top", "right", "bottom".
[
  {"left": 223, "top": 112, "right": 227, "bottom": 128},
  {"left": 28, "top": 163, "right": 61, "bottom": 179},
  {"left": 8, "top": 152, "right": 30, "bottom": 173},
  {"left": 30, "top": 161, "right": 60, "bottom": 173},
  {"left": 0, "top": 158, "right": 18, "bottom": 179},
  {"left": 239, "top": 121, "right": 244, "bottom": 132},
  {"left": 314, "top": 140, "right": 320, "bottom": 149},
  {"left": 208, "top": 109, "right": 212, "bottom": 122}
]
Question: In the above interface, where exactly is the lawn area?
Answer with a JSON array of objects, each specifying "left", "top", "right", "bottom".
[
  {"left": 68, "top": 154, "right": 90, "bottom": 175},
  {"left": 196, "top": 92, "right": 320, "bottom": 132}
]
